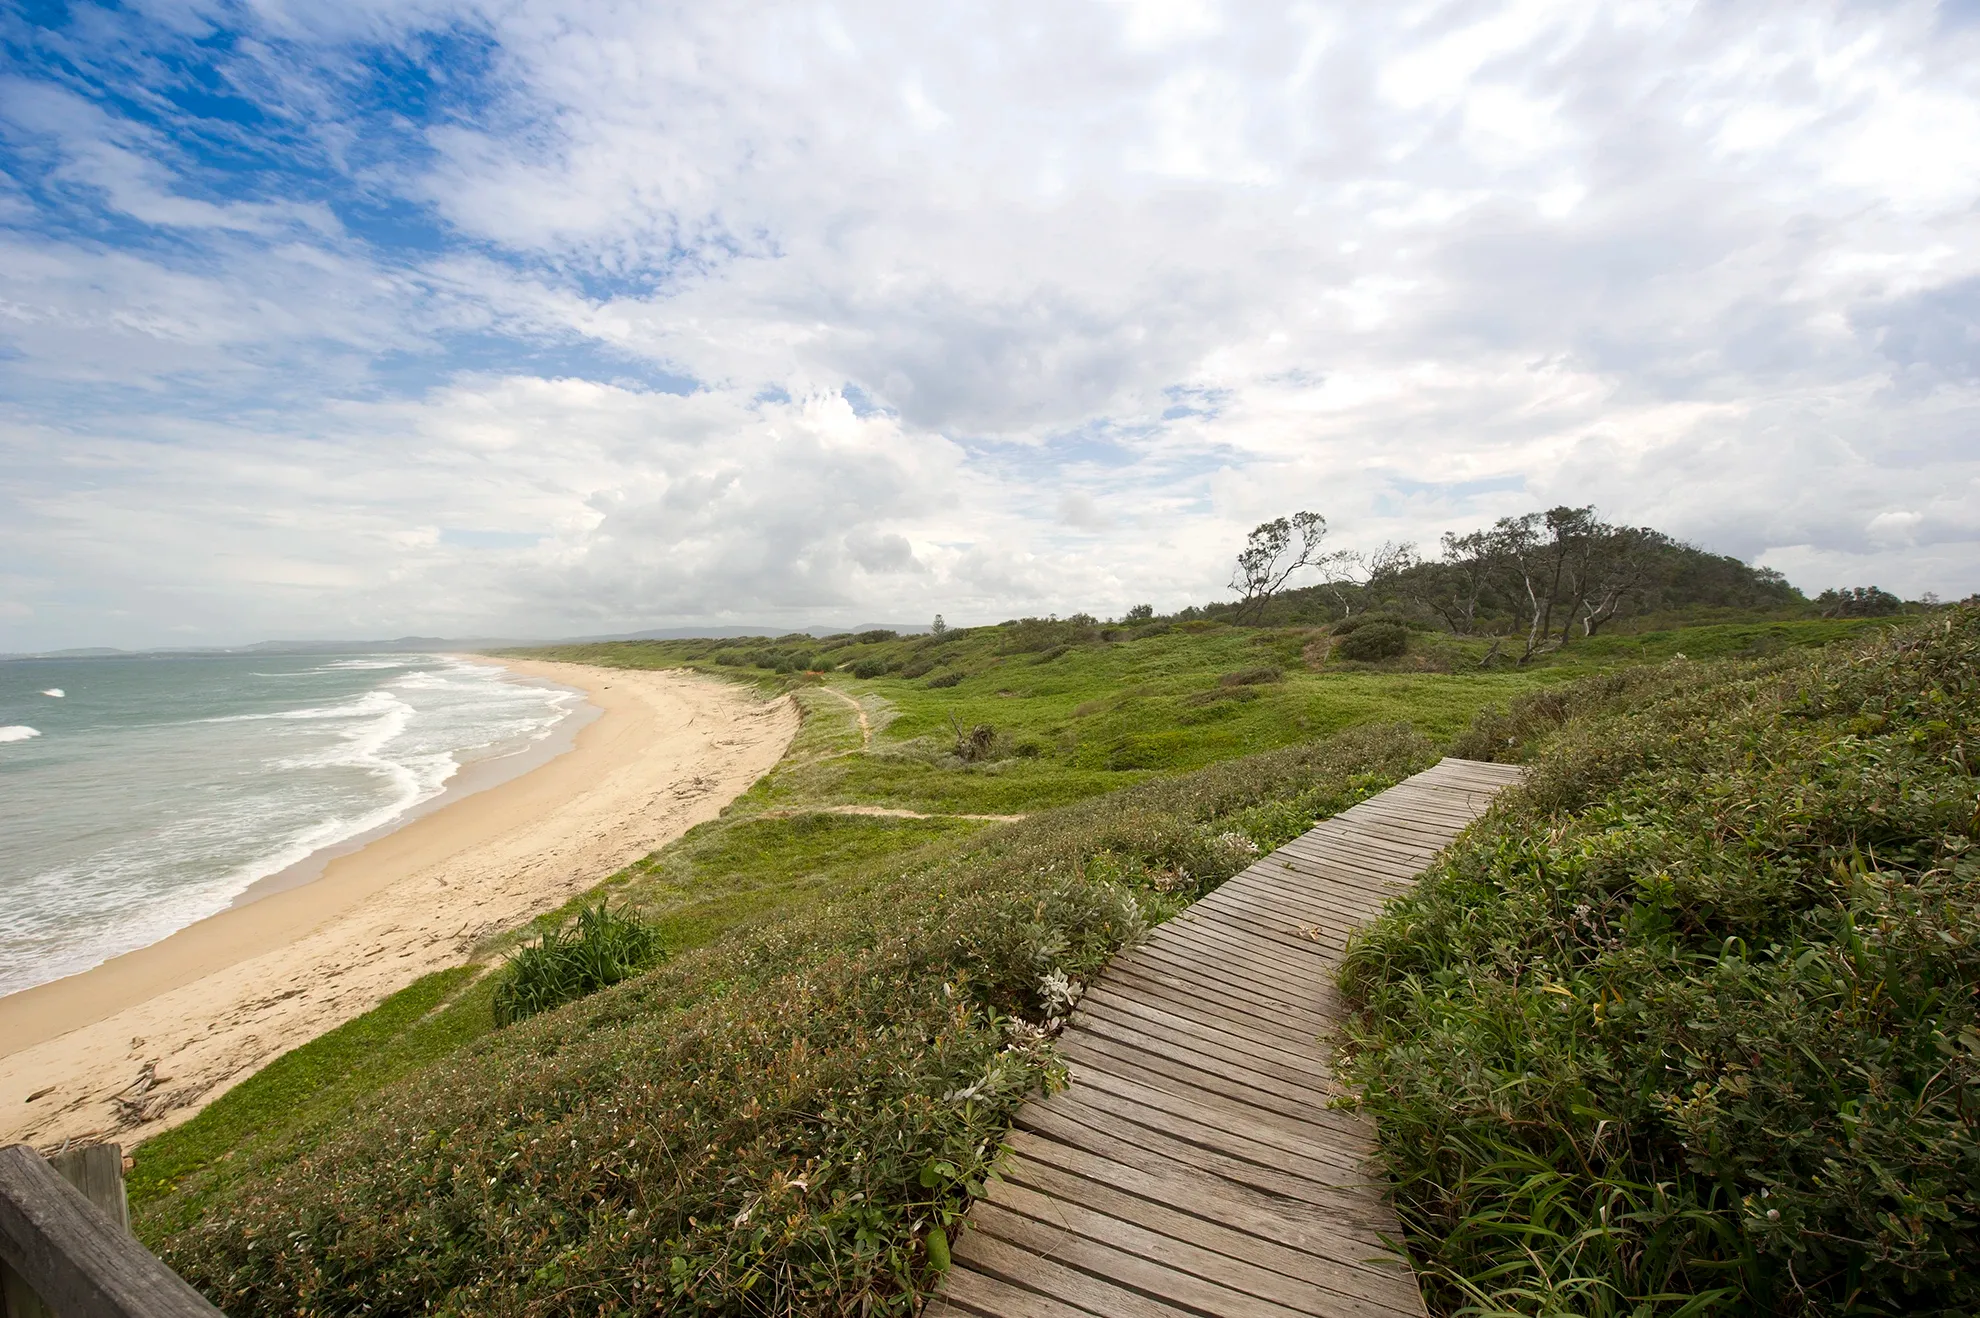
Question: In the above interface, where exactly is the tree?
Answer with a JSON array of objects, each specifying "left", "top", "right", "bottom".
[
  {"left": 1321, "top": 540, "right": 1417, "bottom": 618},
  {"left": 1229, "top": 511, "right": 1339, "bottom": 624},
  {"left": 1559, "top": 524, "right": 1670, "bottom": 639},
  {"left": 930, "top": 614, "right": 948, "bottom": 635},
  {"left": 1815, "top": 587, "right": 1902, "bottom": 617},
  {"left": 1123, "top": 603, "right": 1154, "bottom": 624},
  {"left": 1411, "top": 530, "right": 1496, "bottom": 633}
]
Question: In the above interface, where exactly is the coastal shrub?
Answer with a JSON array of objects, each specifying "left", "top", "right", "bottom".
[
  {"left": 151, "top": 723, "right": 1432, "bottom": 1317},
  {"left": 1218, "top": 664, "right": 1283, "bottom": 687},
  {"left": 490, "top": 904, "right": 664, "bottom": 1026},
  {"left": 948, "top": 715, "right": 999, "bottom": 763},
  {"left": 995, "top": 616, "right": 1099, "bottom": 654},
  {"left": 1340, "top": 608, "right": 1980, "bottom": 1317},
  {"left": 925, "top": 671, "right": 964, "bottom": 688},
  {"left": 849, "top": 658, "right": 890, "bottom": 678},
  {"left": 1335, "top": 620, "right": 1409, "bottom": 660}
]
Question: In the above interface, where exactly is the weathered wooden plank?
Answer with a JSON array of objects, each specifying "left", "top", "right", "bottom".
[
  {"left": 0, "top": 1145, "right": 220, "bottom": 1318},
  {"left": 1299, "top": 827, "right": 1439, "bottom": 869},
  {"left": 1159, "top": 902, "right": 1339, "bottom": 958},
  {"left": 1067, "top": 1007, "right": 1338, "bottom": 1096},
  {"left": 968, "top": 1200, "right": 1316, "bottom": 1318},
  {"left": 1084, "top": 977, "right": 1330, "bottom": 1059},
  {"left": 935, "top": 759, "right": 1522, "bottom": 1317},
  {"left": 1220, "top": 866, "right": 1392, "bottom": 920},
  {"left": 935, "top": 1265, "right": 1098, "bottom": 1318},
  {"left": 1063, "top": 1064, "right": 1375, "bottom": 1166},
  {"left": 1096, "top": 963, "right": 1334, "bottom": 1046},
  {"left": 1059, "top": 1033, "right": 1348, "bottom": 1129},
  {"left": 1002, "top": 1129, "right": 1408, "bottom": 1259},
  {"left": 1192, "top": 890, "right": 1362, "bottom": 953},
  {"left": 1273, "top": 831, "right": 1428, "bottom": 877},
  {"left": 1104, "top": 956, "right": 1334, "bottom": 1033},
  {"left": 1046, "top": 1084, "right": 1369, "bottom": 1182},
  {"left": 1116, "top": 937, "right": 1348, "bottom": 1014},
  {"left": 1015, "top": 1101, "right": 1379, "bottom": 1213},
  {"left": 1329, "top": 808, "right": 1478, "bottom": 845},
  {"left": 1270, "top": 850, "right": 1419, "bottom": 898},
  {"left": 991, "top": 1156, "right": 1426, "bottom": 1317},
  {"left": 1156, "top": 914, "right": 1341, "bottom": 981},
  {"left": 1158, "top": 906, "right": 1338, "bottom": 969},
  {"left": 1084, "top": 970, "right": 1329, "bottom": 1054},
  {"left": 1061, "top": 1067, "right": 1373, "bottom": 1173},
  {"left": 954, "top": 1229, "right": 1202, "bottom": 1316},
  {"left": 1073, "top": 992, "right": 1334, "bottom": 1082}
]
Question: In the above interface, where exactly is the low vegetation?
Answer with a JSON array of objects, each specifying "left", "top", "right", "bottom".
[
  {"left": 145, "top": 726, "right": 1433, "bottom": 1315},
  {"left": 491, "top": 903, "right": 665, "bottom": 1025},
  {"left": 124, "top": 549, "right": 1968, "bottom": 1316},
  {"left": 1340, "top": 608, "right": 1980, "bottom": 1316}
]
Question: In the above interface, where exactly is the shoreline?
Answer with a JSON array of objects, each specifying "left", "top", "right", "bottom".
[
  {"left": 228, "top": 659, "right": 600, "bottom": 908},
  {"left": 0, "top": 659, "right": 799, "bottom": 1150}
]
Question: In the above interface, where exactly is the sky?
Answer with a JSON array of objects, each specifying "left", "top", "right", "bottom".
[{"left": 3, "top": 0, "right": 1978, "bottom": 650}]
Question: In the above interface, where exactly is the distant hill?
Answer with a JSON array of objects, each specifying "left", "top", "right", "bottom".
[{"left": 1, "top": 624, "right": 933, "bottom": 662}]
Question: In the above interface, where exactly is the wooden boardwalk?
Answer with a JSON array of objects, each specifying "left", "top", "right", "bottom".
[{"left": 929, "top": 757, "right": 1524, "bottom": 1318}]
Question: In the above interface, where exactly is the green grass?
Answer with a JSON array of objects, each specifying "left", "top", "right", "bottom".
[
  {"left": 1339, "top": 608, "right": 1980, "bottom": 1316},
  {"left": 141, "top": 725, "right": 1437, "bottom": 1315},
  {"left": 130, "top": 965, "right": 493, "bottom": 1234},
  {"left": 125, "top": 607, "right": 1913, "bottom": 1313},
  {"left": 491, "top": 903, "right": 666, "bottom": 1025}
]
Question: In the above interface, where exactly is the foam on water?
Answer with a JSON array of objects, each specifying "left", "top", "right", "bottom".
[{"left": 0, "top": 654, "right": 583, "bottom": 997}]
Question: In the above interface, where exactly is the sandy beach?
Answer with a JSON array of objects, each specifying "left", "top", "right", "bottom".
[{"left": 0, "top": 659, "right": 798, "bottom": 1150}]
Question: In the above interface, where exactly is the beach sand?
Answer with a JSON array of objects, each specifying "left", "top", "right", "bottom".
[{"left": 0, "top": 660, "right": 798, "bottom": 1150}]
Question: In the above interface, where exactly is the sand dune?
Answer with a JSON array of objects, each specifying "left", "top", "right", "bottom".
[{"left": 0, "top": 660, "right": 797, "bottom": 1150}]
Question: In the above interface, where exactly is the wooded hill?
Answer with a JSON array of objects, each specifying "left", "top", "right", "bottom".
[{"left": 1192, "top": 505, "right": 1812, "bottom": 658}]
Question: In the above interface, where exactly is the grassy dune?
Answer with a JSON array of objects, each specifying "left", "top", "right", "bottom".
[
  {"left": 129, "top": 619, "right": 1558, "bottom": 1243},
  {"left": 124, "top": 611, "right": 1937, "bottom": 1315},
  {"left": 1343, "top": 609, "right": 1980, "bottom": 1316}
]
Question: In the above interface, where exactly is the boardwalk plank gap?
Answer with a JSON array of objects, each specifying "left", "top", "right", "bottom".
[{"left": 933, "top": 758, "right": 1522, "bottom": 1318}]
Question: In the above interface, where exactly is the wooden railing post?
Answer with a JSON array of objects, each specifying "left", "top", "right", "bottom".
[
  {"left": 0, "top": 1144, "right": 220, "bottom": 1317},
  {"left": 4, "top": 1147, "right": 129, "bottom": 1318}
]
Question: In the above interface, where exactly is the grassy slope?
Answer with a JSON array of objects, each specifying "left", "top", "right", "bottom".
[
  {"left": 126, "top": 612, "right": 1894, "bottom": 1312},
  {"left": 126, "top": 619, "right": 1572, "bottom": 1268},
  {"left": 145, "top": 726, "right": 1439, "bottom": 1315},
  {"left": 1340, "top": 609, "right": 1980, "bottom": 1317},
  {"left": 128, "top": 620, "right": 1560, "bottom": 1223}
]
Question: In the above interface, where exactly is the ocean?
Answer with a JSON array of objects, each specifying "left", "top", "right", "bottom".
[{"left": 0, "top": 653, "right": 584, "bottom": 998}]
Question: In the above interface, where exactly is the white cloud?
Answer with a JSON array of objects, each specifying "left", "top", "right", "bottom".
[{"left": 2, "top": 0, "right": 1979, "bottom": 650}]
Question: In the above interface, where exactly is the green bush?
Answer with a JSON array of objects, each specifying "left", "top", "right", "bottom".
[
  {"left": 1340, "top": 609, "right": 1980, "bottom": 1317},
  {"left": 490, "top": 904, "right": 665, "bottom": 1026},
  {"left": 1218, "top": 664, "right": 1283, "bottom": 687},
  {"left": 849, "top": 658, "right": 890, "bottom": 679},
  {"left": 152, "top": 725, "right": 1431, "bottom": 1316},
  {"left": 925, "top": 670, "right": 964, "bottom": 688},
  {"left": 1335, "top": 620, "right": 1409, "bottom": 660}
]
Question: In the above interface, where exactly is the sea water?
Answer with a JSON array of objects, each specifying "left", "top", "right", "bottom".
[{"left": 0, "top": 654, "right": 582, "bottom": 998}]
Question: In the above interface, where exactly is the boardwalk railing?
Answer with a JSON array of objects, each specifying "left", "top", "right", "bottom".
[
  {"left": 930, "top": 756, "right": 1524, "bottom": 1318},
  {"left": 0, "top": 1144, "right": 220, "bottom": 1318}
]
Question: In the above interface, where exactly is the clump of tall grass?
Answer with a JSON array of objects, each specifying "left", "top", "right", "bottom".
[
  {"left": 1340, "top": 608, "right": 1980, "bottom": 1317},
  {"left": 490, "top": 903, "right": 664, "bottom": 1025},
  {"left": 151, "top": 723, "right": 1431, "bottom": 1316}
]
